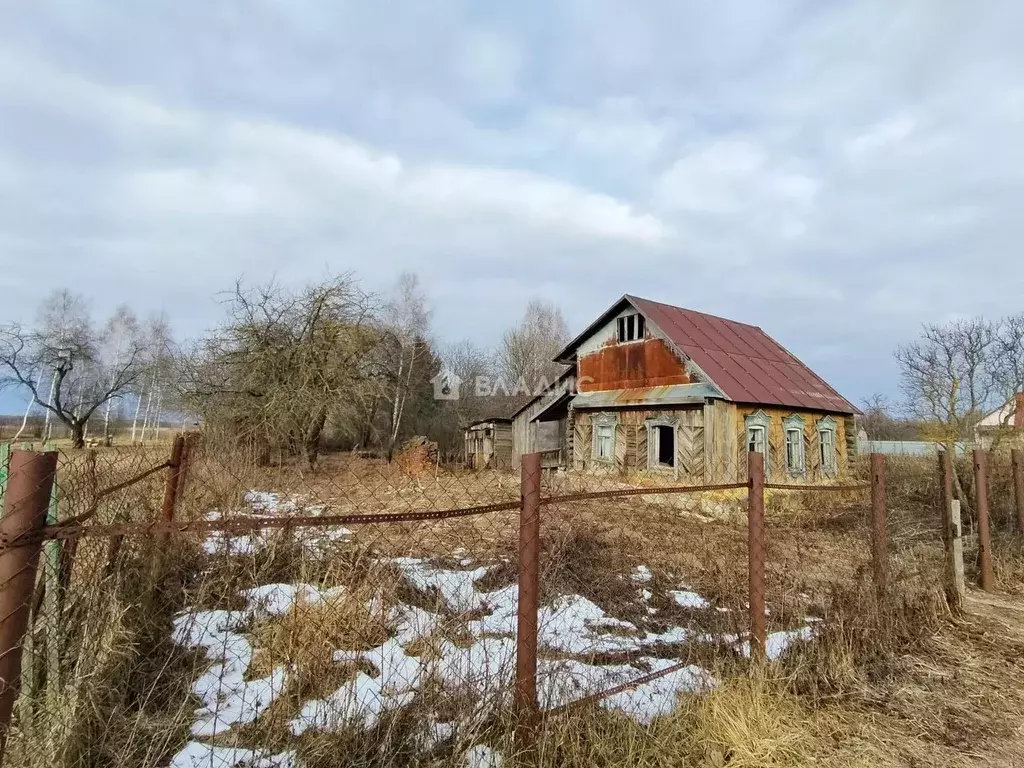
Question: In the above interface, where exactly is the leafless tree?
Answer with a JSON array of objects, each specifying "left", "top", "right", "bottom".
[
  {"left": 495, "top": 299, "right": 570, "bottom": 408},
  {"left": 379, "top": 273, "right": 432, "bottom": 460},
  {"left": 181, "top": 273, "right": 379, "bottom": 469},
  {"left": 101, "top": 305, "right": 142, "bottom": 439},
  {"left": 858, "top": 393, "right": 924, "bottom": 440},
  {"left": 895, "top": 318, "right": 996, "bottom": 443},
  {"left": 0, "top": 290, "right": 145, "bottom": 448}
]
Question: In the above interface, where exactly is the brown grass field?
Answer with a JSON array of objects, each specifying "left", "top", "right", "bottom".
[{"left": 3, "top": 441, "right": 1024, "bottom": 767}]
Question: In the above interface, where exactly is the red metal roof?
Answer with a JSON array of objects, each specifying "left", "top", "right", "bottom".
[{"left": 626, "top": 296, "right": 857, "bottom": 414}]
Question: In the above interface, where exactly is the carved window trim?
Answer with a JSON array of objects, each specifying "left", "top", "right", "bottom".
[
  {"left": 818, "top": 415, "right": 838, "bottom": 476},
  {"left": 592, "top": 413, "right": 618, "bottom": 463}
]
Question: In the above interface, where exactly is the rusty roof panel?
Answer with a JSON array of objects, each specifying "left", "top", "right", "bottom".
[{"left": 627, "top": 296, "right": 857, "bottom": 414}]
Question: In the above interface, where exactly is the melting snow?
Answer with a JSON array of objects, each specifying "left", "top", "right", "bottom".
[
  {"left": 465, "top": 745, "right": 504, "bottom": 768},
  {"left": 670, "top": 589, "right": 711, "bottom": 610},
  {"left": 169, "top": 742, "right": 296, "bottom": 768},
  {"left": 175, "top": 497, "right": 819, "bottom": 754}
]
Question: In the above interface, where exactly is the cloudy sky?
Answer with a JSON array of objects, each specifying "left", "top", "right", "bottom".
[{"left": 1, "top": 1, "right": 1022, "bottom": 411}]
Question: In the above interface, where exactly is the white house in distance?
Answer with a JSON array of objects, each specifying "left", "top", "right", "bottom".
[{"left": 975, "top": 393, "right": 1024, "bottom": 448}]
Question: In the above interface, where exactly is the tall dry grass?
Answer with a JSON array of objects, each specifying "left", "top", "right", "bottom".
[{"left": 3, "top": 443, "right": 1019, "bottom": 767}]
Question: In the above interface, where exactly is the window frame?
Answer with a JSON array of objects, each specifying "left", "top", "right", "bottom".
[
  {"left": 744, "top": 410, "right": 771, "bottom": 468},
  {"left": 616, "top": 313, "right": 646, "bottom": 343},
  {"left": 817, "top": 416, "right": 838, "bottom": 476},
  {"left": 645, "top": 415, "right": 679, "bottom": 470},
  {"left": 783, "top": 414, "right": 806, "bottom": 476},
  {"left": 592, "top": 414, "right": 618, "bottom": 463}
]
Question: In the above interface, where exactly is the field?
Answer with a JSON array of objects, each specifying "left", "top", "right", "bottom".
[{"left": 2, "top": 443, "right": 1024, "bottom": 767}]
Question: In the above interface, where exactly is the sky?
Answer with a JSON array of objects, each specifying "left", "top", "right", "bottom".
[{"left": 1, "top": 1, "right": 1023, "bottom": 413}]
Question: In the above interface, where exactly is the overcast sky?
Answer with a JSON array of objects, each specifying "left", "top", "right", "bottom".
[{"left": 1, "top": 1, "right": 1022, "bottom": 413}]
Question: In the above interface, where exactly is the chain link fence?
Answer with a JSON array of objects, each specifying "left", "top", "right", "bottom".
[{"left": 0, "top": 438, "right": 1017, "bottom": 767}]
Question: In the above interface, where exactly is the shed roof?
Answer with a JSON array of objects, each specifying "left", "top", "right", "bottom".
[{"left": 555, "top": 295, "right": 857, "bottom": 414}]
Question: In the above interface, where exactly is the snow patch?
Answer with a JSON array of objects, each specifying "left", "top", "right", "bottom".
[{"left": 169, "top": 742, "right": 296, "bottom": 768}]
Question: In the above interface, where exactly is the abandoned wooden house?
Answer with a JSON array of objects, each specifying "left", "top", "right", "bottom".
[{"left": 466, "top": 295, "right": 858, "bottom": 483}]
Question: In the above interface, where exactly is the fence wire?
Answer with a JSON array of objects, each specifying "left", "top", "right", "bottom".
[{"left": 0, "top": 439, "right": 1010, "bottom": 768}]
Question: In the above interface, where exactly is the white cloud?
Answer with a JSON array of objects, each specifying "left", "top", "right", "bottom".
[{"left": 2, "top": 0, "right": 1024, "bottom": 410}]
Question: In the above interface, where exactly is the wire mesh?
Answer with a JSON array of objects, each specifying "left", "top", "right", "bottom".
[{"left": 0, "top": 439, "right": 990, "bottom": 768}]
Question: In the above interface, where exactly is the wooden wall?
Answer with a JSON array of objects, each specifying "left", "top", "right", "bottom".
[
  {"left": 572, "top": 407, "right": 705, "bottom": 480},
  {"left": 734, "top": 405, "right": 850, "bottom": 483},
  {"left": 465, "top": 422, "right": 513, "bottom": 469},
  {"left": 703, "top": 399, "right": 738, "bottom": 482}
]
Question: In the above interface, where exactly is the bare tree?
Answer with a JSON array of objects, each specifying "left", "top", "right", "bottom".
[
  {"left": 181, "top": 273, "right": 379, "bottom": 469},
  {"left": 991, "top": 314, "right": 1024, "bottom": 432},
  {"left": 101, "top": 305, "right": 141, "bottom": 440},
  {"left": 495, "top": 299, "right": 570, "bottom": 408},
  {"left": 858, "top": 393, "right": 924, "bottom": 441},
  {"left": 380, "top": 273, "right": 432, "bottom": 460},
  {"left": 895, "top": 318, "right": 996, "bottom": 443},
  {"left": 0, "top": 290, "right": 145, "bottom": 448}
]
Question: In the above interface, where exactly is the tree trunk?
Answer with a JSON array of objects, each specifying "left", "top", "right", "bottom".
[
  {"left": 43, "top": 369, "right": 58, "bottom": 441},
  {"left": 131, "top": 391, "right": 144, "bottom": 442},
  {"left": 71, "top": 421, "right": 86, "bottom": 450},
  {"left": 12, "top": 376, "right": 37, "bottom": 442},
  {"left": 302, "top": 407, "right": 328, "bottom": 471}
]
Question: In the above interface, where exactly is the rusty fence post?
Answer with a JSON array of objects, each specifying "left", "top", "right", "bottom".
[
  {"left": 515, "top": 452, "right": 541, "bottom": 758},
  {"left": 870, "top": 454, "right": 888, "bottom": 594},
  {"left": 973, "top": 449, "right": 995, "bottom": 591},
  {"left": 1012, "top": 449, "right": 1024, "bottom": 536},
  {"left": 0, "top": 450, "right": 58, "bottom": 762},
  {"left": 160, "top": 434, "right": 186, "bottom": 523},
  {"left": 938, "top": 448, "right": 954, "bottom": 553},
  {"left": 747, "top": 451, "right": 766, "bottom": 660}
]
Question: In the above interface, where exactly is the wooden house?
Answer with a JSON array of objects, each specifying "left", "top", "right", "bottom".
[
  {"left": 508, "top": 295, "right": 859, "bottom": 482},
  {"left": 464, "top": 418, "right": 513, "bottom": 469}
]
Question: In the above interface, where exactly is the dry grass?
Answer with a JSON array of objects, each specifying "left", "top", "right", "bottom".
[{"left": 6, "top": 443, "right": 1024, "bottom": 767}]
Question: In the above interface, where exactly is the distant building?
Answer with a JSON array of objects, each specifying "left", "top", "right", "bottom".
[{"left": 975, "top": 393, "right": 1024, "bottom": 448}]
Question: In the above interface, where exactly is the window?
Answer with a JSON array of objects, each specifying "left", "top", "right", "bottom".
[
  {"left": 594, "top": 424, "right": 614, "bottom": 461},
  {"left": 785, "top": 429, "right": 804, "bottom": 473},
  {"left": 818, "top": 417, "right": 837, "bottom": 474},
  {"left": 744, "top": 410, "right": 771, "bottom": 468},
  {"left": 616, "top": 313, "right": 646, "bottom": 343},
  {"left": 784, "top": 414, "right": 805, "bottom": 475},
  {"left": 653, "top": 425, "right": 675, "bottom": 467},
  {"left": 747, "top": 426, "right": 766, "bottom": 455}
]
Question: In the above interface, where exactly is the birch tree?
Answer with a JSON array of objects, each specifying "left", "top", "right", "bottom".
[
  {"left": 0, "top": 290, "right": 145, "bottom": 448},
  {"left": 380, "top": 273, "right": 432, "bottom": 460},
  {"left": 101, "top": 306, "right": 141, "bottom": 439}
]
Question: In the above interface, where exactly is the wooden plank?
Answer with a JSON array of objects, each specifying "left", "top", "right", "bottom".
[{"left": 614, "top": 424, "right": 627, "bottom": 471}]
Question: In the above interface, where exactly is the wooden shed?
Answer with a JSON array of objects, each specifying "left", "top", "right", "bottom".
[{"left": 464, "top": 418, "right": 513, "bottom": 470}]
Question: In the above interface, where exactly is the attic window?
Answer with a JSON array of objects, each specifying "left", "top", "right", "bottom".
[{"left": 616, "top": 313, "right": 645, "bottom": 343}]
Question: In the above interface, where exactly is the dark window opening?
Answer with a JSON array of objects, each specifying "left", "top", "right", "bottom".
[
  {"left": 654, "top": 425, "right": 675, "bottom": 467},
  {"left": 617, "top": 313, "right": 646, "bottom": 343}
]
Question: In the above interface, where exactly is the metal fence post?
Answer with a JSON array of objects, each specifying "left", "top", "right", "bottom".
[
  {"left": 870, "top": 454, "right": 888, "bottom": 593},
  {"left": 160, "top": 434, "right": 186, "bottom": 523},
  {"left": 747, "top": 451, "right": 766, "bottom": 659},
  {"left": 0, "top": 450, "right": 58, "bottom": 761},
  {"left": 515, "top": 452, "right": 541, "bottom": 757},
  {"left": 973, "top": 449, "right": 995, "bottom": 591},
  {"left": 1012, "top": 448, "right": 1024, "bottom": 535}
]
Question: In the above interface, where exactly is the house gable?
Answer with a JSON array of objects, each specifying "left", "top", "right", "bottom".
[
  {"left": 556, "top": 295, "right": 857, "bottom": 414},
  {"left": 570, "top": 302, "right": 719, "bottom": 394}
]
